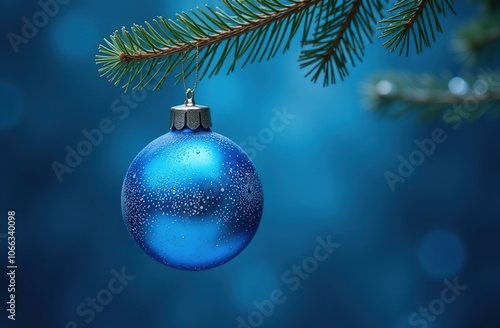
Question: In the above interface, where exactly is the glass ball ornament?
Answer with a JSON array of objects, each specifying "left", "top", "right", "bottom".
[{"left": 121, "top": 94, "right": 264, "bottom": 270}]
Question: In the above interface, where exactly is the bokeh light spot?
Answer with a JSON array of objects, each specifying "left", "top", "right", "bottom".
[
  {"left": 376, "top": 80, "right": 393, "bottom": 96},
  {"left": 0, "top": 81, "right": 24, "bottom": 130},
  {"left": 51, "top": 13, "right": 99, "bottom": 60},
  {"left": 417, "top": 229, "right": 465, "bottom": 279},
  {"left": 232, "top": 265, "right": 277, "bottom": 310},
  {"left": 448, "top": 76, "right": 469, "bottom": 95}
]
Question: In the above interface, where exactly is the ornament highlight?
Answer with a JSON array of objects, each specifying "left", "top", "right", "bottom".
[{"left": 121, "top": 91, "right": 263, "bottom": 270}]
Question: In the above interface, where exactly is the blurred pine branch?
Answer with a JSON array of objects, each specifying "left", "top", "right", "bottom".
[
  {"left": 361, "top": 71, "right": 500, "bottom": 120},
  {"left": 451, "top": 12, "right": 500, "bottom": 65},
  {"left": 364, "top": 0, "right": 500, "bottom": 121}
]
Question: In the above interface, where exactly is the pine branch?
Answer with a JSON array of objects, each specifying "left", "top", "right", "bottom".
[
  {"left": 118, "top": 1, "right": 316, "bottom": 63},
  {"left": 361, "top": 71, "right": 500, "bottom": 120},
  {"left": 96, "top": 0, "right": 384, "bottom": 91},
  {"left": 299, "top": 0, "right": 384, "bottom": 85},
  {"left": 96, "top": 0, "right": 462, "bottom": 91},
  {"left": 378, "top": 0, "right": 456, "bottom": 56},
  {"left": 96, "top": 0, "right": 323, "bottom": 91}
]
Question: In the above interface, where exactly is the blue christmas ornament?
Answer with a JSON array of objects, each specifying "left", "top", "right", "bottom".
[{"left": 122, "top": 90, "right": 264, "bottom": 270}]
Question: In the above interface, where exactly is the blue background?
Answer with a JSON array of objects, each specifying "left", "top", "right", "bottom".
[{"left": 1, "top": 1, "right": 499, "bottom": 328}]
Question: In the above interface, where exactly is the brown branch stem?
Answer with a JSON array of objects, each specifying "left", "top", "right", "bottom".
[
  {"left": 120, "top": 0, "right": 321, "bottom": 63},
  {"left": 405, "top": 0, "right": 429, "bottom": 30},
  {"left": 325, "top": 0, "right": 363, "bottom": 59}
]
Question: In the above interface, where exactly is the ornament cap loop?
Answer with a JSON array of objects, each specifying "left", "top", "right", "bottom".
[{"left": 185, "top": 88, "right": 195, "bottom": 106}]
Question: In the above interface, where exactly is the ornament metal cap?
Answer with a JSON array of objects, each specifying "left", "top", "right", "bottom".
[{"left": 170, "top": 88, "right": 212, "bottom": 130}]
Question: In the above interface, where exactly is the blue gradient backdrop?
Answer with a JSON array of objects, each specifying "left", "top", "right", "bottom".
[{"left": 1, "top": 1, "right": 499, "bottom": 328}]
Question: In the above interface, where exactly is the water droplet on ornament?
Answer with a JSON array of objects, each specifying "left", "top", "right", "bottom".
[{"left": 121, "top": 130, "right": 264, "bottom": 270}]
